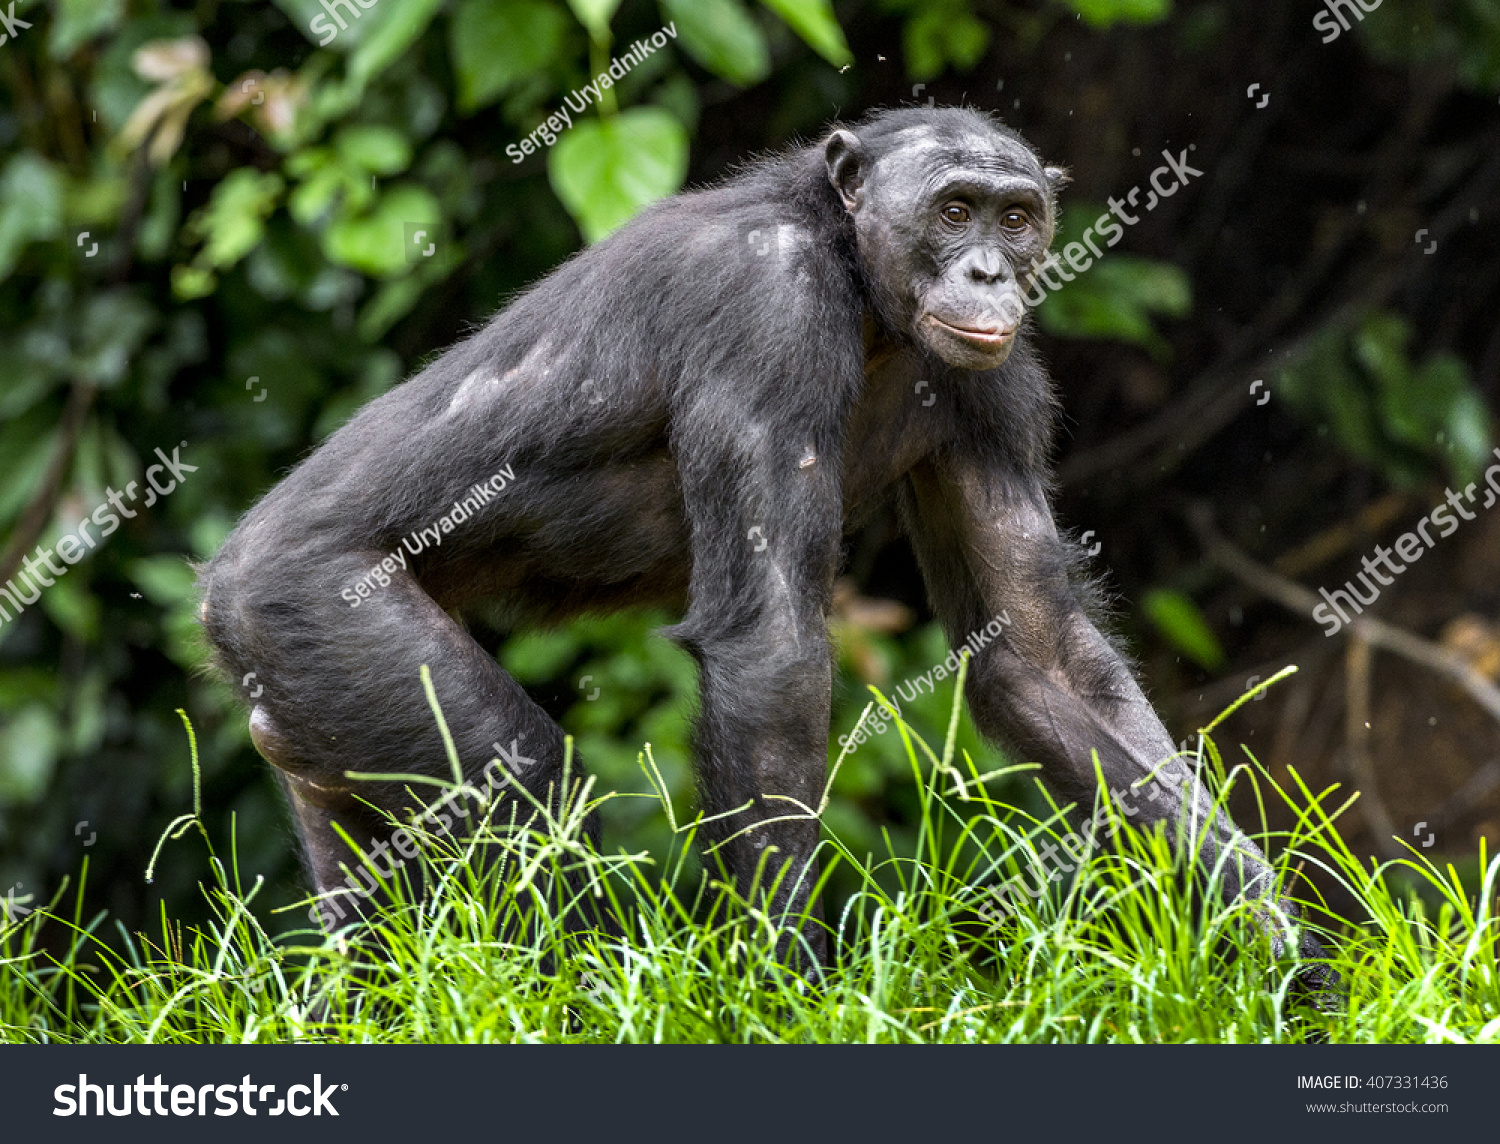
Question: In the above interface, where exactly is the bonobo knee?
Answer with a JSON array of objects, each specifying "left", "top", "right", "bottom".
[
  {"left": 701, "top": 637, "right": 830, "bottom": 701},
  {"left": 198, "top": 545, "right": 261, "bottom": 668},
  {"left": 198, "top": 542, "right": 318, "bottom": 719},
  {"left": 200, "top": 536, "right": 333, "bottom": 661}
]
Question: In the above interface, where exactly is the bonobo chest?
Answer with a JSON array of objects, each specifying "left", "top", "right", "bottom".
[{"left": 839, "top": 322, "right": 950, "bottom": 528}]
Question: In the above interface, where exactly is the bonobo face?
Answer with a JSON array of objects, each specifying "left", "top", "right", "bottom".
[{"left": 826, "top": 115, "right": 1059, "bottom": 370}]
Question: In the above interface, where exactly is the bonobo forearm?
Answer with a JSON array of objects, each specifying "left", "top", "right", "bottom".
[
  {"left": 965, "top": 608, "right": 1279, "bottom": 896},
  {"left": 966, "top": 610, "right": 1163, "bottom": 774}
]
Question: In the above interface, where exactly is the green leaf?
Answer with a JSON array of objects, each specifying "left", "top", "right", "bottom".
[
  {"left": 1356, "top": 315, "right": 1489, "bottom": 481},
  {"left": 0, "top": 342, "right": 61, "bottom": 420},
  {"left": 70, "top": 171, "right": 131, "bottom": 225},
  {"left": 269, "top": 0, "right": 349, "bottom": 47},
  {"left": 290, "top": 164, "right": 355, "bottom": 226},
  {"left": 71, "top": 291, "right": 156, "bottom": 387},
  {"left": 39, "top": 574, "right": 101, "bottom": 643},
  {"left": 1433, "top": 366, "right": 1492, "bottom": 487},
  {"left": 0, "top": 154, "right": 64, "bottom": 283},
  {"left": 66, "top": 669, "right": 109, "bottom": 756},
  {"left": 336, "top": 126, "right": 413, "bottom": 175},
  {"left": 449, "top": 0, "right": 572, "bottom": 113},
  {"left": 322, "top": 184, "right": 441, "bottom": 277},
  {"left": 759, "top": 0, "right": 852, "bottom": 67},
  {"left": 1353, "top": 311, "right": 1410, "bottom": 397},
  {"left": 1063, "top": 0, "right": 1173, "bottom": 28},
  {"left": 1143, "top": 589, "right": 1224, "bottom": 672},
  {"left": 0, "top": 706, "right": 60, "bottom": 802},
  {"left": 904, "top": 2, "right": 989, "bottom": 81},
  {"left": 503, "top": 629, "right": 583, "bottom": 681},
  {"left": 1280, "top": 312, "right": 1497, "bottom": 488},
  {"left": 49, "top": 0, "right": 127, "bottom": 59},
  {"left": 348, "top": 0, "right": 447, "bottom": 89},
  {"left": 661, "top": 0, "right": 769, "bottom": 86},
  {"left": 567, "top": 0, "right": 622, "bottom": 40},
  {"left": 286, "top": 146, "right": 335, "bottom": 179},
  {"left": 358, "top": 242, "right": 463, "bottom": 341},
  {"left": 1357, "top": 0, "right": 1500, "bottom": 95},
  {"left": 549, "top": 107, "right": 688, "bottom": 243},
  {"left": 192, "top": 170, "right": 285, "bottom": 269},
  {"left": 130, "top": 557, "right": 208, "bottom": 673},
  {"left": 1037, "top": 254, "right": 1190, "bottom": 358},
  {"left": 0, "top": 417, "right": 60, "bottom": 526},
  {"left": 128, "top": 555, "right": 200, "bottom": 605},
  {"left": 171, "top": 263, "right": 217, "bottom": 300}
]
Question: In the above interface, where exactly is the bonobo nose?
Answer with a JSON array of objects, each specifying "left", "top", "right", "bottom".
[{"left": 958, "top": 244, "right": 1011, "bottom": 283}]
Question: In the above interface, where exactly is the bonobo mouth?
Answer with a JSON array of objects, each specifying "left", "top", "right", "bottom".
[{"left": 924, "top": 315, "right": 1016, "bottom": 351}]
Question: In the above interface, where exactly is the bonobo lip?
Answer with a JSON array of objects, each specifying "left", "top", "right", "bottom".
[{"left": 924, "top": 315, "right": 1016, "bottom": 350}]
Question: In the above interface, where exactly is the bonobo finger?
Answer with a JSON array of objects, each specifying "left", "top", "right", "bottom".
[
  {"left": 1265, "top": 911, "right": 1343, "bottom": 1010},
  {"left": 1290, "top": 930, "right": 1345, "bottom": 1010}
]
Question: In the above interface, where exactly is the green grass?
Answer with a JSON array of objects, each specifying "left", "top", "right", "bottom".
[{"left": 2, "top": 669, "right": 1497, "bottom": 1044}]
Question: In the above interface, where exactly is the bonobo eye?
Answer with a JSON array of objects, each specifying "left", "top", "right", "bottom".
[
  {"left": 940, "top": 201, "right": 971, "bottom": 225},
  {"left": 1001, "top": 209, "right": 1031, "bottom": 232}
]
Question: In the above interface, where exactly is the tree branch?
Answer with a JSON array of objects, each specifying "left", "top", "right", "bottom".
[
  {"left": 1186, "top": 502, "right": 1500, "bottom": 729},
  {"left": 0, "top": 381, "right": 97, "bottom": 588}
]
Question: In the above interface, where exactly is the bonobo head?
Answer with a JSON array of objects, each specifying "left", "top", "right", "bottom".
[{"left": 824, "top": 107, "right": 1064, "bottom": 370}]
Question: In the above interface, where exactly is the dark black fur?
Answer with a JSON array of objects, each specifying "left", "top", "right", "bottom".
[{"left": 201, "top": 107, "right": 1332, "bottom": 982}]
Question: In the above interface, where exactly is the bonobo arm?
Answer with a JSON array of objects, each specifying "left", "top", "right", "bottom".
[
  {"left": 662, "top": 375, "right": 856, "bottom": 967},
  {"left": 899, "top": 449, "right": 1334, "bottom": 977}
]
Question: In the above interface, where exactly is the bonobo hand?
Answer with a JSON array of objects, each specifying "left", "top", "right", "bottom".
[{"left": 1262, "top": 902, "right": 1343, "bottom": 1009}]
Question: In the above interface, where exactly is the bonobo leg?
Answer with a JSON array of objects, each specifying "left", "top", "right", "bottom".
[
  {"left": 663, "top": 381, "right": 854, "bottom": 970},
  {"left": 899, "top": 456, "right": 1337, "bottom": 986},
  {"left": 202, "top": 543, "right": 598, "bottom": 928},
  {"left": 679, "top": 625, "right": 833, "bottom": 966}
]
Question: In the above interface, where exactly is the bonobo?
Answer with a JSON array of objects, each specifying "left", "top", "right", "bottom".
[{"left": 201, "top": 106, "right": 1331, "bottom": 980}]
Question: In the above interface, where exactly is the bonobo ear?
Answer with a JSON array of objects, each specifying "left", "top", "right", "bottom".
[
  {"left": 824, "top": 129, "right": 866, "bottom": 214},
  {"left": 1044, "top": 166, "right": 1071, "bottom": 194}
]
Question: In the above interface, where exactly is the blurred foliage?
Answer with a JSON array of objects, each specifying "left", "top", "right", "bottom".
[
  {"left": 1065, "top": 0, "right": 1172, "bottom": 28},
  {"left": 1277, "top": 312, "right": 1490, "bottom": 490},
  {"left": 1142, "top": 588, "right": 1225, "bottom": 673},
  {"left": 1361, "top": 0, "right": 1500, "bottom": 91},
  {"left": 1036, "top": 203, "right": 1191, "bottom": 359},
  {"left": 0, "top": 0, "right": 1493, "bottom": 941}
]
